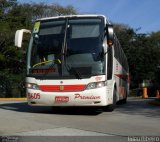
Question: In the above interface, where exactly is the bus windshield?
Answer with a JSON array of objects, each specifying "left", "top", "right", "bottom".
[{"left": 28, "top": 17, "right": 105, "bottom": 79}]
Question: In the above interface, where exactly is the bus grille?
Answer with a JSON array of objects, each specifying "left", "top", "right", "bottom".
[{"left": 39, "top": 85, "right": 86, "bottom": 92}]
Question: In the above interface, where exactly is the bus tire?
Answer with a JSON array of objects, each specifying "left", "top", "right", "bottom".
[
  {"left": 107, "top": 89, "right": 117, "bottom": 112},
  {"left": 121, "top": 97, "right": 127, "bottom": 104},
  {"left": 118, "top": 92, "right": 127, "bottom": 104}
]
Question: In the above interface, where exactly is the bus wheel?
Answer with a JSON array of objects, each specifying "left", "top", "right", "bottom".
[
  {"left": 121, "top": 97, "right": 127, "bottom": 104},
  {"left": 118, "top": 93, "right": 127, "bottom": 104},
  {"left": 107, "top": 89, "right": 117, "bottom": 112}
]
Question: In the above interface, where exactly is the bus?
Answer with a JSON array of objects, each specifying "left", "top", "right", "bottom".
[{"left": 15, "top": 15, "right": 129, "bottom": 111}]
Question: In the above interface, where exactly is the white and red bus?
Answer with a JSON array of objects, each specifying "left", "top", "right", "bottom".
[{"left": 15, "top": 15, "right": 129, "bottom": 110}]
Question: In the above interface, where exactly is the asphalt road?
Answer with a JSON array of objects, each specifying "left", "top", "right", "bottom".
[{"left": 0, "top": 97, "right": 160, "bottom": 142}]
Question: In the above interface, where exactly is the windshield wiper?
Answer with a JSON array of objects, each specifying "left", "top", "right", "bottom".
[
  {"left": 62, "top": 19, "right": 82, "bottom": 80},
  {"left": 65, "top": 63, "right": 82, "bottom": 79}
]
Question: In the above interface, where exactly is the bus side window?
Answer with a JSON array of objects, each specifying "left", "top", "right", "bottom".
[{"left": 107, "top": 47, "right": 113, "bottom": 80}]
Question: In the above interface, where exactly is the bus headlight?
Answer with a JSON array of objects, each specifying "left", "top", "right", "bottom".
[
  {"left": 26, "top": 83, "right": 39, "bottom": 90},
  {"left": 86, "top": 81, "right": 107, "bottom": 90}
]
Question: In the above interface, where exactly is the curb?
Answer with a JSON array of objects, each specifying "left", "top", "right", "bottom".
[{"left": 0, "top": 98, "right": 27, "bottom": 101}]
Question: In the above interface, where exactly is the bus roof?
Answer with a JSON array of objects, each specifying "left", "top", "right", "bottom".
[{"left": 36, "top": 14, "right": 110, "bottom": 23}]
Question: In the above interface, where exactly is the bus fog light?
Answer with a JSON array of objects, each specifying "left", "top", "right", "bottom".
[
  {"left": 86, "top": 81, "right": 106, "bottom": 90},
  {"left": 86, "top": 83, "right": 97, "bottom": 89},
  {"left": 97, "top": 82, "right": 105, "bottom": 88},
  {"left": 26, "top": 83, "right": 32, "bottom": 88},
  {"left": 26, "top": 83, "right": 39, "bottom": 90}
]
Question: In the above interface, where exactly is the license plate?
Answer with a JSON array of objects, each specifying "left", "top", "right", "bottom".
[{"left": 55, "top": 96, "right": 69, "bottom": 103}]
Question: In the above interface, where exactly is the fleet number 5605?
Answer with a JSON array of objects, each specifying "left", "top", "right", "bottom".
[{"left": 28, "top": 93, "right": 40, "bottom": 99}]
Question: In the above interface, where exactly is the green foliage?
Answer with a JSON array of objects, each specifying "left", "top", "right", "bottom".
[
  {"left": 114, "top": 23, "right": 160, "bottom": 89},
  {"left": 0, "top": 53, "right": 5, "bottom": 62},
  {"left": 0, "top": 1, "right": 78, "bottom": 97}
]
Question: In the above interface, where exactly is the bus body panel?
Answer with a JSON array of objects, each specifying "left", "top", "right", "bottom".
[{"left": 26, "top": 76, "right": 114, "bottom": 106}]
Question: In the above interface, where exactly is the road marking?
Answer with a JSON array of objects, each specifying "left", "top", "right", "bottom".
[{"left": 14, "top": 127, "right": 114, "bottom": 136}]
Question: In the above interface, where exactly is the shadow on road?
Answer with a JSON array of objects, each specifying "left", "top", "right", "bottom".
[
  {"left": 115, "top": 98, "right": 160, "bottom": 118},
  {"left": 0, "top": 101, "right": 103, "bottom": 116},
  {"left": 0, "top": 98, "right": 159, "bottom": 117}
]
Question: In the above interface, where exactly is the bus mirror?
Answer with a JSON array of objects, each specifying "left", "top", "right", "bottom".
[
  {"left": 106, "top": 24, "right": 114, "bottom": 46},
  {"left": 15, "top": 29, "right": 31, "bottom": 48}
]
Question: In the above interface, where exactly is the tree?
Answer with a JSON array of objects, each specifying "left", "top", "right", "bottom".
[
  {"left": 0, "top": 2, "right": 78, "bottom": 97},
  {"left": 114, "top": 23, "right": 160, "bottom": 89},
  {"left": 8, "top": 3, "right": 77, "bottom": 30}
]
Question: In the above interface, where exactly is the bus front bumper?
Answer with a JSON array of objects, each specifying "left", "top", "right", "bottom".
[{"left": 26, "top": 87, "right": 111, "bottom": 107}]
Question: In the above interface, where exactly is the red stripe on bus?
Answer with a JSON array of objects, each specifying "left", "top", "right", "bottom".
[
  {"left": 115, "top": 74, "right": 130, "bottom": 82},
  {"left": 39, "top": 85, "right": 86, "bottom": 92}
]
